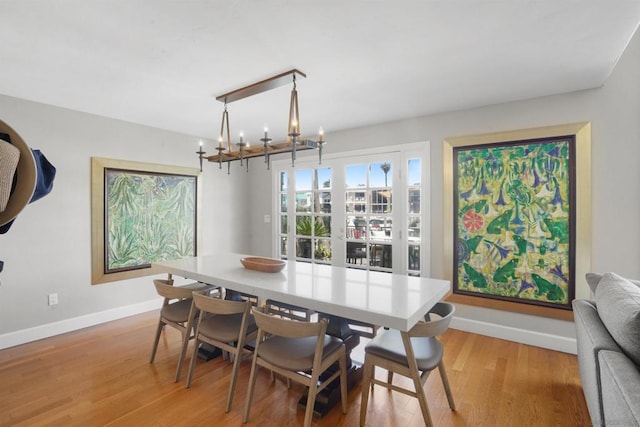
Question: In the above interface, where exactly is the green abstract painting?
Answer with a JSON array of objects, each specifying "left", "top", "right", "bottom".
[
  {"left": 105, "top": 169, "right": 197, "bottom": 273},
  {"left": 453, "top": 136, "right": 575, "bottom": 309}
]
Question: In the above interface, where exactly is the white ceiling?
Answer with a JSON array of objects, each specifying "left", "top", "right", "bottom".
[{"left": 1, "top": 1, "right": 639, "bottom": 145}]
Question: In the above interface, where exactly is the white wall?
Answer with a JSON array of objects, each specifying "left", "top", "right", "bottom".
[
  {"left": 248, "top": 30, "right": 640, "bottom": 352},
  {"left": 0, "top": 97, "right": 251, "bottom": 344}
]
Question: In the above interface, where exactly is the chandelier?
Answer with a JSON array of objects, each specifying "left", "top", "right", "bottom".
[{"left": 197, "top": 69, "right": 325, "bottom": 173}]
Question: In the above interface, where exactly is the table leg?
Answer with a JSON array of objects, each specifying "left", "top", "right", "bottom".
[
  {"left": 298, "top": 314, "right": 363, "bottom": 418},
  {"left": 197, "top": 343, "right": 222, "bottom": 360}
]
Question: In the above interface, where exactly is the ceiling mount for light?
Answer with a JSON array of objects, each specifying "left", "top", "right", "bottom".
[{"left": 197, "top": 69, "right": 325, "bottom": 174}]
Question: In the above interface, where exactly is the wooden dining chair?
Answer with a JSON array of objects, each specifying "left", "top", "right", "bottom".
[
  {"left": 150, "top": 279, "right": 205, "bottom": 382},
  {"left": 185, "top": 292, "right": 257, "bottom": 413},
  {"left": 359, "top": 302, "right": 456, "bottom": 427},
  {"left": 243, "top": 307, "right": 348, "bottom": 427}
]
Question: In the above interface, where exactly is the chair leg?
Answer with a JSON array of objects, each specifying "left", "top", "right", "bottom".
[
  {"left": 360, "top": 357, "right": 374, "bottom": 427},
  {"left": 174, "top": 329, "right": 190, "bottom": 382},
  {"left": 149, "top": 319, "right": 165, "bottom": 363},
  {"left": 185, "top": 338, "right": 200, "bottom": 388},
  {"left": 304, "top": 375, "right": 320, "bottom": 427},
  {"left": 413, "top": 372, "right": 434, "bottom": 427},
  {"left": 225, "top": 349, "right": 242, "bottom": 413},
  {"left": 176, "top": 303, "right": 198, "bottom": 382},
  {"left": 339, "top": 349, "right": 348, "bottom": 414},
  {"left": 438, "top": 361, "right": 456, "bottom": 410},
  {"left": 401, "top": 331, "right": 433, "bottom": 427},
  {"left": 242, "top": 356, "right": 260, "bottom": 423}
]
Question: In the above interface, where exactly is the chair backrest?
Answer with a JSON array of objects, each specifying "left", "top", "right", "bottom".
[
  {"left": 409, "top": 302, "right": 455, "bottom": 338},
  {"left": 156, "top": 278, "right": 174, "bottom": 286},
  {"left": 252, "top": 307, "right": 327, "bottom": 339},
  {"left": 192, "top": 292, "right": 250, "bottom": 316},
  {"left": 153, "top": 279, "right": 195, "bottom": 301},
  {"left": 251, "top": 307, "right": 331, "bottom": 376}
]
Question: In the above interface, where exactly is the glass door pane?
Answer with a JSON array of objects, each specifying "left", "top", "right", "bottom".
[
  {"left": 407, "top": 158, "right": 421, "bottom": 275},
  {"left": 278, "top": 171, "right": 288, "bottom": 258},
  {"left": 293, "top": 167, "right": 332, "bottom": 262},
  {"left": 344, "top": 160, "right": 395, "bottom": 271}
]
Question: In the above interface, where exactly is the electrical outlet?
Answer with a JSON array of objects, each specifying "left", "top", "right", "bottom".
[
  {"left": 48, "top": 293, "right": 58, "bottom": 306},
  {"left": 264, "top": 214, "right": 271, "bottom": 223}
]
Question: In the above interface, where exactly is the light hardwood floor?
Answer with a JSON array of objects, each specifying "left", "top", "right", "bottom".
[{"left": 0, "top": 310, "right": 590, "bottom": 426}]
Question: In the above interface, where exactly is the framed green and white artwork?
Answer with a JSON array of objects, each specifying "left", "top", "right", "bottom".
[{"left": 91, "top": 157, "right": 201, "bottom": 284}]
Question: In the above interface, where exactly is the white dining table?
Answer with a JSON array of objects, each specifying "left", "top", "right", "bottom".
[{"left": 153, "top": 253, "right": 450, "bottom": 332}]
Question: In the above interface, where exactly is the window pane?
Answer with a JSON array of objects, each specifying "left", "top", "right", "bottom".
[
  {"left": 314, "top": 239, "right": 332, "bottom": 262},
  {"left": 408, "top": 158, "right": 421, "bottom": 273},
  {"left": 346, "top": 164, "right": 366, "bottom": 188},
  {"left": 347, "top": 242, "right": 367, "bottom": 265},
  {"left": 345, "top": 190, "right": 366, "bottom": 213},
  {"left": 370, "top": 243, "right": 392, "bottom": 268},
  {"left": 296, "top": 238, "right": 312, "bottom": 259},
  {"left": 295, "top": 169, "right": 313, "bottom": 191},
  {"left": 370, "top": 162, "right": 392, "bottom": 188},
  {"left": 280, "top": 170, "right": 288, "bottom": 260},
  {"left": 317, "top": 168, "right": 332, "bottom": 189},
  {"left": 346, "top": 216, "right": 366, "bottom": 240},
  {"left": 408, "top": 245, "right": 420, "bottom": 271},
  {"left": 315, "top": 215, "right": 331, "bottom": 237},
  {"left": 408, "top": 158, "right": 421, "bottom": 185},
  {"left": 371, "top": 189, "right": 392, "bottom": 213},
  {"left": 295, "top": 192, "right": 312, "bottom": 212},
  {"left": 296, "top": 216, "right": 312, "bottom": 236},
  {"left": 408, "top": 188, "right": 420, "bottom": 213},
  {"left": 408, "top": 216, "right": 420, "bottom": 240},
  {"left": 316, "top": 191, "right": 331, "bottom": 213},
  {"left": 369, "top": 216, "right": 392, "bottom": 240}
]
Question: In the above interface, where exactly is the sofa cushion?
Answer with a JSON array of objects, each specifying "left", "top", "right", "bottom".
[
  {"left": 595, "top": 272, "right": 640, "bottom": 366},
  {"left": 586, "top": 273, "right": 603, "bottom": 294},
  {"left": 587, "top": 272, "right": 640, "bottom": 294}
]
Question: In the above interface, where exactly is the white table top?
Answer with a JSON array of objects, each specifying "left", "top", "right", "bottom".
[{"left": 153, "top": 253, "right": 450, "bottom": 331}]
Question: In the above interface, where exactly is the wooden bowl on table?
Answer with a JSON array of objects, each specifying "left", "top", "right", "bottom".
[{"left": 240, "top": 257, "right": 286, "bottom": 273}]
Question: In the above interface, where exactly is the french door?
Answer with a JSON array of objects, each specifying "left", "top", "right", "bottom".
[{"left": 274, "top": 145, "right": 428, "bottom": 276}]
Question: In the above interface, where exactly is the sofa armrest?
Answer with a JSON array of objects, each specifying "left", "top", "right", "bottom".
[
  {"left": 573, "top": 299, "right": 622, "bottom": 426},
  {"left": 599, "top": 350, "right": 640, "bottom": 426}
]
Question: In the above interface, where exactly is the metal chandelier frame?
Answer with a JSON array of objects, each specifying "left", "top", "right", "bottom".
[{"left": 197, "top": 69, "right": 325, "bottom": 173}]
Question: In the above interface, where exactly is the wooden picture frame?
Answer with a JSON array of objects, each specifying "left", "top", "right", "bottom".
[
  {"left": 443, "top": 123, "right": 591, "bottom": 320},
  {"left": 91, "top": 157, "right": 201, "bottom": 285}
]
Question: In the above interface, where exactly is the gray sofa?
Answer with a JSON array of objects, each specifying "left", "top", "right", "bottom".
[{"left": 573, "top": 272, "right": 640, "bottom": 427}]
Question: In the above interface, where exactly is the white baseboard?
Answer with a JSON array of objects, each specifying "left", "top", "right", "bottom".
[
  {"left": 1, "top": 300, "right": 577, "bottom": 354},
  {"left": 0, "top": 298, "right": 162, "bottom": 350},
  {"left": 450, "top": 316, "right": 577, "bottom": 354}
]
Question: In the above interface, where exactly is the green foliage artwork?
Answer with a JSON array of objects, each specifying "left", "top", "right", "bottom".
[
  {"left": 105, "top": 169, "right": 197, "bottom": 272},
  {"left": 453, "top": 137, "right": 575, "bottom": 309}
]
